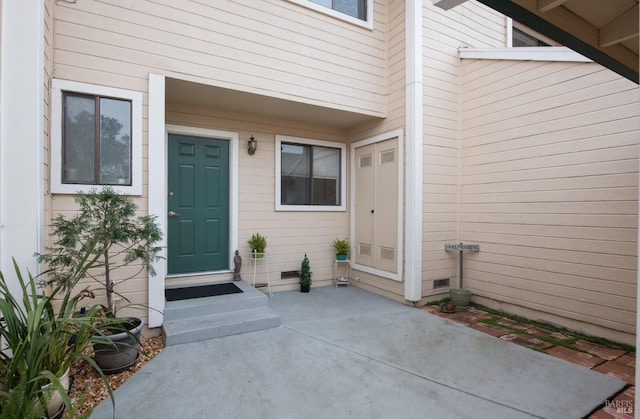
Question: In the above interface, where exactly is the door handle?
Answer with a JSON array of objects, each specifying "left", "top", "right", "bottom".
[{"left": 168, "top": 211, "right": 179, "bottom": 217}]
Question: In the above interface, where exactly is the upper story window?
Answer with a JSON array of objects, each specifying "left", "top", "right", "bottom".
[
  {"left": 51, "top": 79, "right": 143, "bottom": 195},
  {"left": 276, "top": 135, "right": 347, "bottom": 211},
  {"left": 513, "top": 27, "right": 550, "bottom": 47},
  {"left": 287, "top": 0, "right": 373, "bottom": 29},
  {"left": 509, "top": 21, "right": 560, "bottom": 48},
  {"left": 309, "top": 0, "right": 366, "bottom": 20}
]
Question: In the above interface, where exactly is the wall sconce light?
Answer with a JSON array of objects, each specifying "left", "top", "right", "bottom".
[{"left": 248, "top": 135, "right": 257, "bottom": 155}]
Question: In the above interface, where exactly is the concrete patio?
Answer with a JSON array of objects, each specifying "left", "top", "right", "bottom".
[{"left": 90, "top": 285, "right": 626, "bottom": 418}]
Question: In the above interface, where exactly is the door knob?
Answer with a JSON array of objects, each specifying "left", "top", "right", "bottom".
[{"left": 168, "top": 211, "right": 179, "bottom": 217}]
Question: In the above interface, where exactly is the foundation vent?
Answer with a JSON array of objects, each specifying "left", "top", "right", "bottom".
[
  {"left": 281, "top": 270, "right": 300, "bottom": 280},
  {"left": 433, "top": 278, "right": 450, "bottom": 289}
]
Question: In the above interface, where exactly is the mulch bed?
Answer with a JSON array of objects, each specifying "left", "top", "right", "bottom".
[{"left": 67, "top": 336, "right": 164, "bottom": 418}]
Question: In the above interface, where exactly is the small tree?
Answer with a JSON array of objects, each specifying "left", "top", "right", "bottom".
[
  {"left": 37, "top": 187, "right": 162, "bottom": 316},
  {"left": 299, "top": 254, "right": 312, "bottom": 288}
]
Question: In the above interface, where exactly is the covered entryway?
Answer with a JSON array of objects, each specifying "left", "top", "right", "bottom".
[{"left": 167, "top": 134, "right": 230, "bottom": 274}]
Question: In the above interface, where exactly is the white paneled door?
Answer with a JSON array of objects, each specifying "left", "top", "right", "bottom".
[{"left": 354, "top": 137, "right": 399, "bottom": 273}]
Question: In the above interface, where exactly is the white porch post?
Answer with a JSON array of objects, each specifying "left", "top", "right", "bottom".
[
  {"left": 0, "top": 1, "right": 45, "bottom": 293},
  {"left": 148, "top": 73, "right": 166, "bottom": 328},
  {"left": 404, "top": 0, "right": 424, "bottom": 301}
]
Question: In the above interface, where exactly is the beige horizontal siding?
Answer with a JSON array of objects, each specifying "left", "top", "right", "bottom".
[
  {"left": 421, "top": 1, "right": 505, "bottom": 293},
  {"left": 53, "top": 0, "right": 387, "bottom": 117},
  {"left": 459, "top": 58, "right": 639, "bottom": 342}
]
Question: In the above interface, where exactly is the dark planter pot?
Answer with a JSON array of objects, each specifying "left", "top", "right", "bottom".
[
  {"left": 300, "top": 283, "right": 310, "bottom": 293},
  {"left": 93, "top": 317, "right": 143, "bottom": 374},
  {"left": 336, "top": 253, "right": 347, "bottom": 261}
]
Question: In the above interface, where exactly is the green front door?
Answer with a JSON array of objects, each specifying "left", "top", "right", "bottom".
[{"left": 168, "top": 134, "right": 230, "bottom": 274}]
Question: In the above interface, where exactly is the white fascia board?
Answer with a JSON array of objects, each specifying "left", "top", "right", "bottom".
[{"left": 459, "top": 47, "right": 592, "bottom": 62}]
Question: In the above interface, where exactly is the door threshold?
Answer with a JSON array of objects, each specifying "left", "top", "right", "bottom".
[{"left": 167, "top": 270, "right": 232, "bottom": 279}]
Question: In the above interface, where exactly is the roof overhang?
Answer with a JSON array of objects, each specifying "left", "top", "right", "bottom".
[{"left": 434, "top": 0, "right": 639, "bottom": 84}]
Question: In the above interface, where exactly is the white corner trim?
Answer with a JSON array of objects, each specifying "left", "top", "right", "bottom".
[
  {"left": 0, "top": 0, "right": 46, "bottom": 283},
  {"left": 404, "top": 0, "right": 423, "bottom": 302},
  {"left": 459, "top": 47, "right": 592, "bottom": 62},
  {"left": 148, "top": 73, "right": 166, "bottom": 328},
  {"left": 350, "top": 129, "right": 404, "bottom": 282},
  {"left": 275, "top": 135, "right": 347, "bottom": 212},
  {"left": 50, "top": 79, "right": 143, "bottom": 195}
]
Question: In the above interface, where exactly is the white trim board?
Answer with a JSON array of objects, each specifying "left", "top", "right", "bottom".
[
  {"left": 459, "top": 47, "right": 592, "bottom": 62},
  {"left": 0, "top": 1, "right": 45, "bottom": 289}
]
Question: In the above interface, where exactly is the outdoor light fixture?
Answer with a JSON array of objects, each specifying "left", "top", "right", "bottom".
[{"left": 248, "top": 135, "right": 257, "bottom": 155}]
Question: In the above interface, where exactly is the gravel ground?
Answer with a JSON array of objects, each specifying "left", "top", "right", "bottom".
[{"left": 67, "top": 337, "right": 164, "bottom": 418}]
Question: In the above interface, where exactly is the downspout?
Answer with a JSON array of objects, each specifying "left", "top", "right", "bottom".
[{"left": 404, "top": 0, "right": 423, "bottom": 301}]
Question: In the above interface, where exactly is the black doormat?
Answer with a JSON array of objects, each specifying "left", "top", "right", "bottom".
[{"left": 165, "top": 283, "right": 243, "bottom": 302}]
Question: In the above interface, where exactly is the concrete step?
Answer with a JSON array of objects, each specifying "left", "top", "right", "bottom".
[
  {"left": 163, "top": 280, "right": 267, "bottom": 321},
  {"left": 162, "top": 280, "right": 281, "bottom": 346},
  {"left": 162, "top": 306, "right": 281, "bottom": 346}
]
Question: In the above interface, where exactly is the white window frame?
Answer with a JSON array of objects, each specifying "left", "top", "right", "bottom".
[
  {"left": 50, "top": 79, "right": 143, "bottom": 195},
  {"left": 286, "top": 0, "right": 373, "bottom": 30},
  {"left": 276, "top": 135, "right": 347, "bottom": 212}
]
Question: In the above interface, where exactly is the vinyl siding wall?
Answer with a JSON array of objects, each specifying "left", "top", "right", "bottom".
[
  {"left": 421, "top": 1, "right": 505, "bottom": 295},
  {"left": 52, "top": 0, "right": 387, "bottom": 117},
  {"left": 459, "top": 59, "right": 639, "bottom": 344},
  {"left": 48, "top": 0, "right": 390, "bottom": 316}
]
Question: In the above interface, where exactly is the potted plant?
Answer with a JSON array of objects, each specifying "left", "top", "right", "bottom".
[
  {"left": 299, "top": 254, "right": 312, "bottom": 293},
  {"left": 37, "top": 187, "right": 162, "bottom": 374},
  {"left": 332, "top": 238, "right": 350, "bottom": 261},
  {"left": 0, "top": 259, "right": 112, "bottom": 418},
  {"left": 248, "top": 232, "right": 267, "bottom": 258}
]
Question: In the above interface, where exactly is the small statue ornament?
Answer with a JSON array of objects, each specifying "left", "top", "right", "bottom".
[{"left": 233, "top": 250, "right": 242, "bottom": 281}]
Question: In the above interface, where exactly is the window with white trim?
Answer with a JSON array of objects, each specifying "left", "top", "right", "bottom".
[
  {"left": 276, "top": 135, "right": 346, "bottom": 211},
  {"left": 309, "top": 0, "right": 366, "bottom": 20},
  {"left": 287, "top": 0, "right": 372, "bottom": 28},
  {"left": 509, "top": 21, "right": 560, "bottom": 48},
  {"left": 51, "top": 79, "right": 143, "bottom": 195}
]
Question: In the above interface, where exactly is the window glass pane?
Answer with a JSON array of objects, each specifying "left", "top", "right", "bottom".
[
  {"left": 281, "top": 143, "right": 311, "bottom": 205},
  {"left": 312, "top": 146, "right": 340, "bottom": 205},
  {"left": 99, "top": 98, "right": 132, "bottom": 185},
  {"left": 335, "top": 0, "right": 365, "bottom": 19},
  {"left": 513, "top": 27, "right": 549, "bottom": 47},
  {"left": 63, "top": 95, "right": 96, "bottom": 184}
]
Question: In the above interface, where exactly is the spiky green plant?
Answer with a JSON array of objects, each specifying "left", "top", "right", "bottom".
[{"left": 0, "top": 258, "right": 114, "bottom": 418}]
